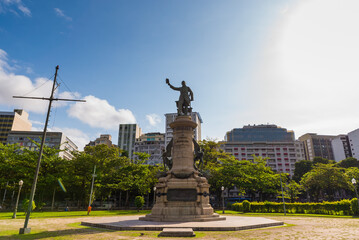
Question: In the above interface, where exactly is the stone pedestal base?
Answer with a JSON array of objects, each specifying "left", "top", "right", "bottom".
[
  {"left": 158, "top": 228, "right": 195, "bottom": 237},
  {"left": 19, "top": 228, "right": 31, "bottom": 234},
  {"left": 140, "top": 172, "right": 225, "bottom": 222},
  {"left": 140, "top": 115, "right": 224, "bottom": 222}
]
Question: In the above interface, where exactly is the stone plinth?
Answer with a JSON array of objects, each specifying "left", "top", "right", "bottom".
[
  {"left": 158, "top": 228, "right": 195, "bottom": 237},
  {"left": 81, "top": 215, "right": 284, "bottom": 231},
  {"left": 140, "top": 116, "right": 225, "bottom": 222}
]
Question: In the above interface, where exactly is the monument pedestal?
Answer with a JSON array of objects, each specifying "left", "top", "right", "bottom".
[{"left": 140, "top": 116, "right": 225, "bottom": 222}]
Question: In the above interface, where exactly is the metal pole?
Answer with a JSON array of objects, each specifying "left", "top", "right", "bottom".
[
  {"left": 280, "top": 173, "right": 286, "bottom": 216},
  {"left": 222, "top": 186, "right": 225, "bottom": 214},
  {"left": 108, "top": 194, "right": 110, "bottom": 211},
  {"left": 20, "top": 66, "right": 59, "bottom": 234},
  {"left": 153, "top": 187, "right": 156, "bottom": 207},
  {"left": 12, "top": 181, "right": 23, "bottom": 219},
  {"left": 88, "top": 165, "right": 96, "bottom": 215},
  {"left": 354, "top": 186, "right": 359, "bottom": 212},
  {"left": 51, "top": 188, "right": 56, "bottom": 211}
]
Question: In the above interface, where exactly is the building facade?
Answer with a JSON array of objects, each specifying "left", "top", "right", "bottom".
[
  {"left": 118, "top": 124, "right": 141, "bottom": 159},
  {"left": 165, "top": 112, "right": 202, "bottom": 146},
  {"left": 348, "top": 129, "right": 359, "bottom": 159},
  {"left": 225, "top": 124, "right": 294, "bottom": 142},
  {"left": 331, "top": 135, "right": 352, "bottom": 162},
  {"left": 6, "top": 131, "right": 78, "bottom": 160},
  {"left": 222, "top": 124, "right": 301, "bottom": 177},
  {"left": 295, "top": 140, "right": 306, "bottom": 161},
  {"left": 298, "top": 133, "right": 335, "bottom": 161},
  {"left": 134, "top": 132, "right": 165, "bottom": 165},
  {"left": 86, "top": 134, "right": 114, "bottom": 148},
  {"left": 0, "top": 109, "right": 32, "bottom": 144}
]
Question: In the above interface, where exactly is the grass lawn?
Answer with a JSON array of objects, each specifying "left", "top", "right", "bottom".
[
  {"left": 214, "top": 210, "right": 359, "bottom": 218},
  {"left": 0, "top": 210, "right": 151, "bottom": 220},
  {"left": 0, "top": 211, "right": 358, "bottom": 239}
]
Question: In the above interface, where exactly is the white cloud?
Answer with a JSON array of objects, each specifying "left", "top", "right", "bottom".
[
  {"left": 25, "top": 67, "right": 33, "bottom": 74},
  {"left": 146, "top": 114, "right": 161, "bottom": 127},
  {"left": 0, "top": 49, "right": 137, "bottom": 137},
  {"left": 0, "top": 0, "right": 31, "bottom": 16},
  {"left": 53, "top": 91, "right": 82, "bottom": 108},
  {"left": 0, "top": 73, "right": 51, "bottom": 113},
  {"left": 253, "top": 0, "right": 359, "bottom": 137},
  {"left": 54, "top": 8, "right": 72, "bottom": 21},
  {"left": 0, "top": 50, "right": 51, "bottom": 113},
  {"left": 67, "top": 95, "right": 136, "bottom": 130},
  {"left": 29, "top": 120, "right": 44, "bottom": 126},
  {"left": 0, "top": 49, "right": 83, "bottom": 113}
]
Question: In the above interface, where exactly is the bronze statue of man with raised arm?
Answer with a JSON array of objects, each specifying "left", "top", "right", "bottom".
[{"left": 166, "top": 78, "right": 194, "bottom": 115}]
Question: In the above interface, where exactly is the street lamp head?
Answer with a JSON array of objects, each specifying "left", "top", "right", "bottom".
[
  {"left": 19, "top": 180, "right": 23, "bottom": 186},
  {"left": 221, "top": 186, "right": 224, "bottom": 191},
  {"left": 352, "top": 178, "right": 357, "bottom": 185},
  {"left": 153, "top": 186, "right": 156, "bottom": 191}
]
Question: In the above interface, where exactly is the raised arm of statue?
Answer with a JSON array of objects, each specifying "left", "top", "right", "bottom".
[{"left": 166, "top": 78, "right": 180, "bottom": 91}]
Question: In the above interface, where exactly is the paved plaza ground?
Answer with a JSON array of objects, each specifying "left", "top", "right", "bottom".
[{"left": 0, "top": 213, "right": 359, "bottom": 239}]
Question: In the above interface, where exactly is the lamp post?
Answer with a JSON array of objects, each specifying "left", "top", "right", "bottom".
[
  {"left": 352, "top": 178, "right": 359, "bottom": 212},
  {"left": 87, "top": 165, "right": 97, "bottom": 215},
  {"left": 153, "top": 186, "right": 156, "bottom": 207},
  {"left": 221, "top": 186, "right": 225, "bottom": 214},
  {"left": 12, "top": 180, "right": 23, "bottom": 219}
]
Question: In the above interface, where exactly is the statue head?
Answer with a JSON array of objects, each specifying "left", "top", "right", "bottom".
[{"left": 181, "top": 81, "right": 186, "bottom": 86}]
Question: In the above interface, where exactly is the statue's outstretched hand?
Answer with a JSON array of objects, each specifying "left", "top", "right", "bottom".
[{"left": 166, "top": 78, "right": 170, "bottom": 84}]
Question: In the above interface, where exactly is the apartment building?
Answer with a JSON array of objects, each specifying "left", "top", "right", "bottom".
[
  {"left": 165, "top": 112, "right": 202, "bottom": 146},
  {"left": 331, "top": 135, "right": 352, "bottom": 162},
  {"left": 348, "top": 129, "right": 359, "bottom": 159},
  {"left": 118, "top": 124, "right": 141, "bottom": 159},
  {"left": 0, "top": 109, "right": 32, "bottom": 144},
  {"left": 7, "top": 131, "right": 78, "bottom": 160},
  {"left": 86, "top": 134, "right": 114, "bottom": 148},
  {"left": 134, "top": 132, "right": 165, "bottom": 165},
  {"left": 222, "top": 124, "right": 301, "bottom": 177},
  {"left": 298, "top": 133, "right": 335, "bottom": 161}
]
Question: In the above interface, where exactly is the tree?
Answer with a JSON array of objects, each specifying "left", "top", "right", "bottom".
[
  {"left": 134, "top": 196, "right": 145, "bottom": 212},
  {"left": 199, "top": 140, "right": 281, "bottom": 202},
  {"left": 313, "top": 157, "right": 334, "bottom": 165},
  {"left": 300, "top": 164, "right": 351, "bottom": 201},
  {"left": 345, "top": 167, "right": 359, "bottom": 198},
  {"left": 293, "top": 160, "right": 313, "bottom": 182},
  {"left": 22, "top": 199, "right": 36, "bottom": 213},
  {"left": 284, "top": 180, "right": 303, "bottom": 203},
  {"left": 337, "top": 157, "right": 359, "bottom": 168}
]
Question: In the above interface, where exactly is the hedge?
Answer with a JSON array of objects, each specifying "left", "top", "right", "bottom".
[{"left": 231, "top": 199, "right": 358, "bottom": 216}]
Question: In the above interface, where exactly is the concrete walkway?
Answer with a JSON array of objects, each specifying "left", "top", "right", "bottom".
[{"left": 81, "top": 215, "right": 283, "bottom": 231}]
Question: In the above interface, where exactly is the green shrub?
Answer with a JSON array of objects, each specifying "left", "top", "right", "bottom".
[
  {"left": 242, "top": 200, "right": 251, "bottom": 212},
  {"left": 351, "top": 198, "right": 359, "bottom": 215},
  {"left": 231, "top": 202, "right": 243, "bottom": 212},
  {"left": 22, "top": 199, "right": 36, "bottom": 213},
  {"left": 231, "top": 199, "right": 358, "bottom": 216},
  {"left": 134, "top": 196, "right": 145, "bottom": 212}
]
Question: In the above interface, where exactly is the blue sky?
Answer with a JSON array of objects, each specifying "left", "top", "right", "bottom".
[{"left": 1, "top": 0, "right": 359, "bottom": 149}]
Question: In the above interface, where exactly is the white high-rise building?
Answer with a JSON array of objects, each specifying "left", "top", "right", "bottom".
[
  {"left": 164, "top": 112, "right": 202, "bottom": 146},
  {"left": 6, "top": 131, "right": 78, "bottom": 160},
  {"left": 348, "top": 128, "right": 359, "bottom": 159},
  {"left": 118, "top": 124, "right": 141, "bottom": 159},
  {"left": 331, "top": 135, "right": 352, "bottom": 162}
]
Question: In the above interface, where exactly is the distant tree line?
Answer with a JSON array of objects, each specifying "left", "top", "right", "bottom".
[{"left": 0, "top": 140, "right": 358, "bottom": 211}]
